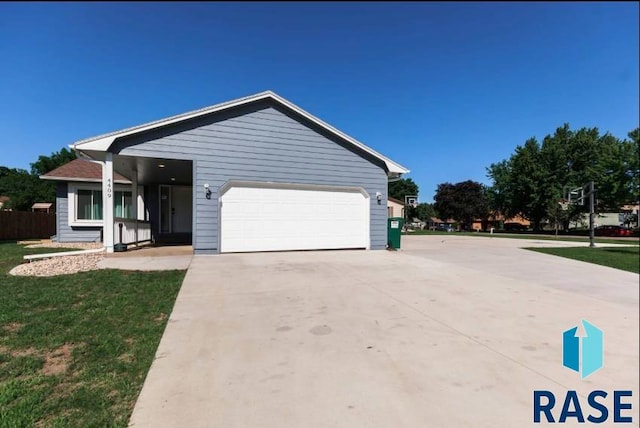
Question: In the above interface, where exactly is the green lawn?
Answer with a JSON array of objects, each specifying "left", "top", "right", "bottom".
[
  {"left": 404, "top": 229, "right": 639, "bottom": 246},
  {"left": 526, "top": 246, "right": 640, "bottom": 274},
  {"left": 0, "top": 242, "right": 185, "bottom": 427}
]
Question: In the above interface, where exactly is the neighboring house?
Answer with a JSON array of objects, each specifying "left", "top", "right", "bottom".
[
  {"left": 471, "top": 214, "right": 531, "bottom": 232},
  {"left": 426, "top": 217, "right": 456, "bottom": 230},
  {"left": 41, "top": 91, "right": 409, "bottom": 254},
  {"left": 572, "top": 208, "right": 639, "bottom": 229},
  {"left": 387, "top": 197, "right": 404, "bottom": 218},
  {"left": 410, "top": 217, "right": 426, "bottom": 229},
  {"left": 0, "top": 196, "right": 9, "bottom": 210}
]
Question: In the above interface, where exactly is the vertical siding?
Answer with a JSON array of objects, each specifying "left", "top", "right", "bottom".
[
  {"left": 56, "top": 182, "right": 102, "bottom": 243},
  {"left": 114, "top": 101, "right": 389, "bottom": 253}
]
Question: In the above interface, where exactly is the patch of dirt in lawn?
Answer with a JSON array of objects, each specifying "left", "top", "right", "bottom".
[
  {"left": 43, "top": 344, "right": 74, "bottom": 376},
  {"left": 118, "top": 352, "right": 134, "bottom": 363},
  {"left": 3, "top": 322, "right": 24, "bottom": 333},
  {"left": 11, "top": 347, "right": 39, "bottom": 358},
  {"left": 154, "top": 313, "right": 168, "bottom": 323}
]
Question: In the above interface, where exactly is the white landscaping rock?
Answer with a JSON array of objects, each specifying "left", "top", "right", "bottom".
[{"left": 9, "top": 254, "right": 105, "bottom": 277}]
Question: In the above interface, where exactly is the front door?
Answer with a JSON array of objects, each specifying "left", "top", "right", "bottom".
[
  {"left": 159, "top": 185, "right": 192, "bottom": 234},
  {"left": 172, "top": 186, "right": 192, "bottom": 233}
]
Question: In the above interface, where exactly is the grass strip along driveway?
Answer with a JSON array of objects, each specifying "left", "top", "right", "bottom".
[
  {"left": 0, "top": 242, "right": 185, "bottom": 427},
  {"left": 406, "top": 230, "right": 639, "bottom": 246},
  {"left": 526, "top": 246, "right": 640, "bottom": 274}
]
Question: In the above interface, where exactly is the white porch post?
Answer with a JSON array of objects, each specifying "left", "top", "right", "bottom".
[
  {"left": 103, "top": 153, "right": 115, "bottom": 253},
  {"left": 131, "top": 170, "right": 138, "bottom": 246}
]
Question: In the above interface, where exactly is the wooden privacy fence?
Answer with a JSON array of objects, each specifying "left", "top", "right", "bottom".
[{"left": 0, "top": 211, "right": 56, "bottom": 240}]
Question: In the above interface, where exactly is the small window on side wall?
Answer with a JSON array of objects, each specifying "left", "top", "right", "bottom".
[{"left": 77, "top": 189, "right": 103, "bottom": 220}]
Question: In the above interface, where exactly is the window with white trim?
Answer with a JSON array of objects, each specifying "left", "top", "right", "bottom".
[
  {"left": 114, "top": 191, "right": 133, "bottom": 219},
  {"left": 68, "top": 183, "right": 137, "bottom": 226},
  {"left": 77, "top": 189, "right": 103, "bottom": 220}
]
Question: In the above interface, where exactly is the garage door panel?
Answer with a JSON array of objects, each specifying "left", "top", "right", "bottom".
[{"left": 220, "top": 186, "right": 368, "bottom": 253}]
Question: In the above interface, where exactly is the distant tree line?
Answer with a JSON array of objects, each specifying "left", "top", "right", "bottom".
[
  {"left": 427, "top": 125, "right": 639, "bottom": 232},
  {"left": 486, "top": 125, "right": 639, "bottom": 231}
]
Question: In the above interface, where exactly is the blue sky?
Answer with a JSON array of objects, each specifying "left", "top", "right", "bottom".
[{"left": 1, "top": 2, "right": 638, "bottom": 202}]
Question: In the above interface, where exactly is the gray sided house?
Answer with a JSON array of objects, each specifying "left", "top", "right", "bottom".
[{"left": 41, "top": 91, "right": 409, "bottom": 254}]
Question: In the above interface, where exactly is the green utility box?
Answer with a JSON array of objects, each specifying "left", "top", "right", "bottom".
[{"left": 387, "top": 217, "right": 404, "bottom": 250}]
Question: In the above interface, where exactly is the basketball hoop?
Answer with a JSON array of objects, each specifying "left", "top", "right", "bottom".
[
  {"left": 559, "top": 199, "right": 569, "bottom": 211},
  {"left": 405, "top": 196, "right": 418, "bottom": 209}
]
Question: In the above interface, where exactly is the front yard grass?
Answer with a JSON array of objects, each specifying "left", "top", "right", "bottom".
[
  {"left": 0, "top": 241, "right": 185, "bottom": 427},
  {"left": 526, "top": 246, "right": 640, "bottom": 274}
]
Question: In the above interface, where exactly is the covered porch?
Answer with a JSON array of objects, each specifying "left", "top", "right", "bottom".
[{"left": 84, "top": 151, "right": 193, "bottom": 253}]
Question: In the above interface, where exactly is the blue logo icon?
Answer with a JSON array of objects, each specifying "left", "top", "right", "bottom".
[{"left": 563, "top": 320, "right": 603, "bottom": 379}]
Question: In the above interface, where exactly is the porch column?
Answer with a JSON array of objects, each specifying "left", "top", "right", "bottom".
[
  {"left": 103, "top": 153, "right": 115, "bottom": 253},
  {"left": 131, "top": 170, "right": 138, "bottom": 246}
]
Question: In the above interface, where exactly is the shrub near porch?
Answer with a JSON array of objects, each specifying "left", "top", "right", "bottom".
[{"left": 0, "top": 242, "right": 185, "bottom": 427}]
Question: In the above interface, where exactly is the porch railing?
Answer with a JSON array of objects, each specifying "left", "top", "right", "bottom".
[{"left": 114, "top": 218, "right": 152, "bottom": 246}]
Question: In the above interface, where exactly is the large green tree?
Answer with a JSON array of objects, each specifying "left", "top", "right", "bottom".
[
  {"left": 414, "top": 202, "right": 438, "bottom": 221},
  {"left": 433, "top": 180, "right": 488, "bottom": 230},
  {"left": 487, "top": 125, "right": 639, "bottom": 231},
  {"left": 0, "top": 167, "right": 51, "bottom": 211},
  {"left": 0, "top": 147, "right": 77, "bottom": 211},
  {"left": 30, "top": 147, "right": 76, "bottom": 176},
  {"left": 388, "top": 178, "right": 419, "bottom": 202}
]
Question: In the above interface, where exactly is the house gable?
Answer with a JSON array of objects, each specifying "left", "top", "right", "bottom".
[
  {"left": 73, "top": 91, "right": 408, "bottom": 176},
  {"left": 110, "top": 100, "right": 389, "bottom": 252},
  {"left": 110, "top": 99, "right": 388, "bottom": 173}
]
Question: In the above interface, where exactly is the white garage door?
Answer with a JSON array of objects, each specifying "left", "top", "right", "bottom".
[{"left": 220, "top": 185, "right": 369, "bottom": 253}]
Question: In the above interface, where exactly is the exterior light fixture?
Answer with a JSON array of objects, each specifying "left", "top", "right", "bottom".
[{"left": 158, "top": 164, "right": 165, "bottom": 168}]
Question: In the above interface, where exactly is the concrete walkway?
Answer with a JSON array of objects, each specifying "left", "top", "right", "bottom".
[
  {"left": 129, "top": 236, "right": 638, "bottom": 427},
  {"left": 98, "top": 245, "right": 193, "bottom": 271},
  {"left": 98, "top": 255, "right": 192, "bottom": 271}
]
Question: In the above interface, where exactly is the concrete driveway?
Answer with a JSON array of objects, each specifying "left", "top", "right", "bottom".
[{"left": 129, "top": 236, "right": 639, "bottom": 427}]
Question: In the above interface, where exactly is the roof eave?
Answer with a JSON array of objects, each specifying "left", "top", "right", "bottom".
[{"left": 71, "top": 136, "right": 116, "bottom": 152}]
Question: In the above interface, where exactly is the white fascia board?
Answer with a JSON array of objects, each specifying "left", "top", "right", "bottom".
[
  {"left": 70, "top": 90, "right": 410, "bottom": 175},
  {"left": 39, "top": 175, "right": 131, "bottom": 184}
]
